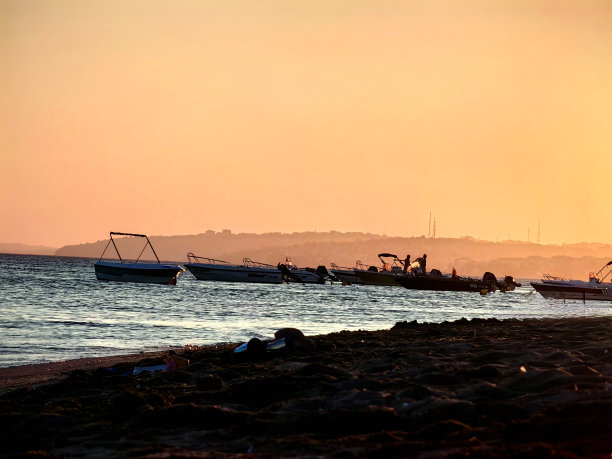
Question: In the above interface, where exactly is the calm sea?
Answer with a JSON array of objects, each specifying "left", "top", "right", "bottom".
[{"left": 0, "top": 253, "right": 609, "bottom": 368}]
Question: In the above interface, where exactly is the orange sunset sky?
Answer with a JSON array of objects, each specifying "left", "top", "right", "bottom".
[{"left": 2, "top": 0, "right": 611, "bottom": 248}]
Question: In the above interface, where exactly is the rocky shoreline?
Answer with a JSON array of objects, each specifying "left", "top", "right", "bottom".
[{"left": 2, "top": 316, "right": 612, "bottom": 457}]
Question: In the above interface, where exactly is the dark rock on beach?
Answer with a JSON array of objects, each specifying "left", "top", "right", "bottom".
[{"left": 1, "top": 317, "right": 612, "bottom": 457}]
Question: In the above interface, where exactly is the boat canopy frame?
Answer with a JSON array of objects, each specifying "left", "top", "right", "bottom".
[
  {"left": 593, "top": 261, "right": 612, "bottom": 283},
  {"left": 98, "top": 232, "right": 161, "bottom": 264},
  {"left": 377, "top": 253, "right": 407, "bottom": 269}
]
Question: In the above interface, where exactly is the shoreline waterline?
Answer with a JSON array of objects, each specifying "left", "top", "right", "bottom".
[
  {"left": 1, "top": 315, "right": 610, "bottom": 392},
  {"left": 1, "top": 253, "right": 610, "bottom": 368}
]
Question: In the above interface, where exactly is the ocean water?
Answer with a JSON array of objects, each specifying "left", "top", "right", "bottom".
[{"left": 0, "top": 253, "right": 610, "bottom": 368}]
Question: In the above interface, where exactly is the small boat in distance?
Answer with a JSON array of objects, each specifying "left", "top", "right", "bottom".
[
  {"left": 353, "top": 253, "right": 410, "bottom": 286},
  {"left": 184, "top": 253, "right": 283, "bottom": 284},
  {"left": 530, "top": 261, "right": 612, "bottom": 302},
  {"left": 330, "top": 261, "right": 366, "bottom": 285},
  {"left": 395, "top": 270, "right": 498, "bottom": 293},
  {"left": 94, "top": 232, "right": 184, "bottom": 284},
  {"left": 277, "top": 258, "right": 326, "bottom": 284}
]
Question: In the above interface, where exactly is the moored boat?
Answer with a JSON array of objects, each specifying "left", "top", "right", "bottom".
[
  {"left": 395, "top": 270, "right": 498, "bottom": 293},
  {"left": 94, "top": 232, "right": 184, "bottom": 284},
  {"left": 353, "top": 253, "right": 410, "bottom": 286},
  {"left": 184, "top": 253, "right": 283, "bottom": 284},
  {"left": 330, "top": 261, "right": 366, "bottom": 285},
  {"left": 530, "top": 261, "right": 612, "bottom": 302},
  {"left": 277, "top": 258, "right": 326, "bottom": 284}
]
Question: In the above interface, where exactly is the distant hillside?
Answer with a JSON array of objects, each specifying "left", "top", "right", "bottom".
[
  {"left": 0, "top": 243, "right": 58, "bottom": 256},
  {"left": 55, "top": 231, "right": 383, "bottom": 263},
  {"left": 55, "top": 231, "right": 612, "bottom": 280}
]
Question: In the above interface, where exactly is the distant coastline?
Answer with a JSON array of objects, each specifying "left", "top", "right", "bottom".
[
  {"left": 0, "top": 243, "right": 57, "bottom": 256},
  {"left": 3, "top": 231, "right": 610, "bottom": 280},
  {"left": 44, "top": 230, "right": 612, "bottom": 280}
]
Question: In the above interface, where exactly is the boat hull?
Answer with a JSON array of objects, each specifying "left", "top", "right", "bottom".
[
  {"left": 395, "top": 275, "right": 494, "bottom": 292},
  {"left": 185, "top": 263, "right": 283, "bottom": 284},
  {"left": 284, "top": 269, "right": 325, "bottom": 284},
  {"left": 95, "top": 262, "right": 184, "bottom": 284},
  {"left": 277, "top": 263, "right": 325, "bottom": 284},
  {"left": 353, "top": 270, "right": 405, "bottom": 286},
  {"left": 531, "top": 281, "right": 612, "bottom": 301},
  {"left": 330, "top": 269, "right": 364, "bottom": 285}
]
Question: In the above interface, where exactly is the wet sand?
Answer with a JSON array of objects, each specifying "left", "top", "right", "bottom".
[{"left": 1, "top": 316, "right": 612, "bottom": 457}]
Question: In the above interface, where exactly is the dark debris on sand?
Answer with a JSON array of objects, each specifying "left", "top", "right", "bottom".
[{"left": 1, "top": 317, "right": 612, "bottom": 457}]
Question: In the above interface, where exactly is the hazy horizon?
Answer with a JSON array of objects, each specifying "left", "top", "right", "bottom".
[
  {"left": 3, "top": 1, "right": 611, "bottom": 248},
  {"left": 3, "top": 228, "right": 612, "bottom": 252},
  {"left": 3, "top": 229, "right": 606, "bottom": 280}
]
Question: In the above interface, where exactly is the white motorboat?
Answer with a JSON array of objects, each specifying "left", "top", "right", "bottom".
[
  {"left": 94, "top": 232, "right": 184, "bottom": 284},
  {"left": 184, "top": 253, "right": 283, "bottom": 284},
  {"left": 353, "top": 253, "right": 410, "bottom": 286},
  {"left": 530, "top": 261, "right": 612, "bottom": 302},
  {"left": 330, "top": 261, "right": 366, "bottom": 285}
]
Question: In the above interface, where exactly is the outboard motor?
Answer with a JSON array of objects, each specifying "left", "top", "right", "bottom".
[
  {"left": 506, "top": 275, "right": 520, "bottom": 287},
  {"left": 316, "top": 265, "right": 339, "bottom": 282},
  {"left": 482, "top": 272, "right": 498, "bottom": 292},
  {"left": 502, "top": 275, "right": 521, "bottom": 291},
  {"left": 278, "top": 263, "right": 301, "bottom": 283},
  {"left": 368, "top": 265, "right": 378, "bottom": 272}
]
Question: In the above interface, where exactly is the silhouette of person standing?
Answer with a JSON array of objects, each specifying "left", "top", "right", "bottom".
[{"left": 403, "top": 254, "right": 411, "bottom": 274}]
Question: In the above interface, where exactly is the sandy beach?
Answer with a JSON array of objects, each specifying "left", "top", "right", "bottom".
[{"left": 1, "top": 316, "right": 612, "bottom": 457}]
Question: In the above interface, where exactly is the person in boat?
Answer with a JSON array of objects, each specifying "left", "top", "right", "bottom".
[
  {"left": 415, "top": 254, "right": 427, "bottom": 273},
  {"left": 403, "top": 254, "right": 411, "bottom": 274}
]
